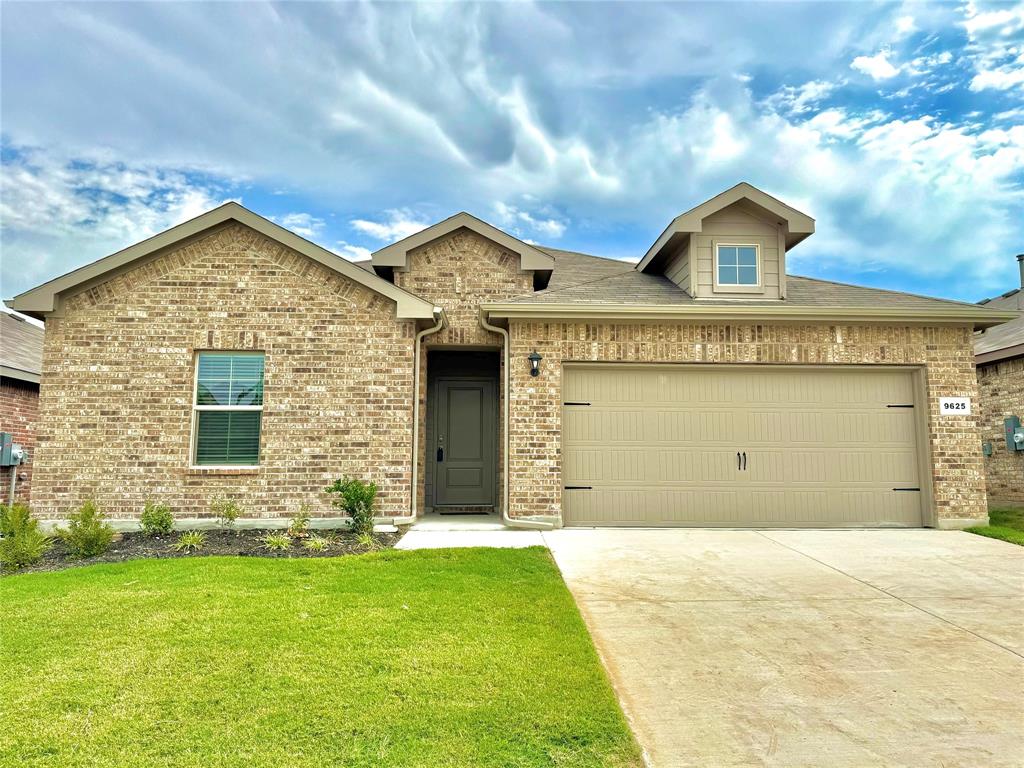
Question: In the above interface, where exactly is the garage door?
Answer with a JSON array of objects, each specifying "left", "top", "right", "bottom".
[{"left": 562, "top": 365, "right": 924, "bottom": 527}]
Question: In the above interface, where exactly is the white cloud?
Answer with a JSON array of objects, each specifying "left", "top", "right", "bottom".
[
  {"left": 970, "top": 59, "right": 1024, "bottom": 91},
  {"left": 765, "top": 79, "right": 841, "bottom": 114},
  {"left": 492, "top": 201, "right": 567, "bottom": 240},
  {"left": 271, "top": 212, "right": 325, "bottom": 239},
  {"left": 0, "top": 147, "right": 232, "bottom": 293},
  {"left": 851, "top": 50, "right": 901, "bottom": 80},
  {"left": 350, "top": 209, "right": 430, "bottom": 242},
  {"left": 895, "top": 15, "right": 917, "bottom": 36},
  {"left": 335, "top": 241, "right": 371, "bottom": 261}
]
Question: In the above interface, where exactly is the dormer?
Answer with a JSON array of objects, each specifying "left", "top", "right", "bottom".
[{"left": 636, "top": 182, "right": 815, "bottom": 300}]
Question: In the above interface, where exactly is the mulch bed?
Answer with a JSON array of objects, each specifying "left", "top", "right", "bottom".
[{"left": 7, "top": 529, "right": 403, "bottom": 575}]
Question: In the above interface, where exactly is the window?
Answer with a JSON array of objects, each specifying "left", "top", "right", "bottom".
[
  {"left": 192, "top": 352, "right": 264, "bottom": 466},
  {"left": 716, "top": 244, "right": 759, "bottom": 286}
]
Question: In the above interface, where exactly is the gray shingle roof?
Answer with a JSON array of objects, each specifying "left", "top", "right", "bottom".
[
  {"left": 1, "top": 312, "right": 44, "bottom": 381},
  {"left": 974, "top": 289, "right": 1023, "bottom": 359},
  {"left": 347, "top": 240, "right": 999, "bottom": 316}
]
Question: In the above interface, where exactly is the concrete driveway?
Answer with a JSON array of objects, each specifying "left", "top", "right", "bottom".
[{"left": 545, "top": 529, "right": 1024, "bottom": 768}]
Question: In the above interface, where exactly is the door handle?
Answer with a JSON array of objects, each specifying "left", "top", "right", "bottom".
[
  {"left": 742, "top": 452, "right": 747, "bottom": 471},
  {"left": 437, "top": 447, "right": 444, "bottom": 462},
  {"left": 737, "top": 452, "right": 741, "bottom": 470}
]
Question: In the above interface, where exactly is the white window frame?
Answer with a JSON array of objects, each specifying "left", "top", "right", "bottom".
[
  {"left": 713, "top": 242, "right": 763, "bottom": 294},
  {"left": 190, "top": 351, "right": 264, "bottom": 469}
]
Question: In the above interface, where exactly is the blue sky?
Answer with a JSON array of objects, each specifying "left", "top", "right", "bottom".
[{"left": 1, "top": 1, "right": 1022, "bottom": 304}]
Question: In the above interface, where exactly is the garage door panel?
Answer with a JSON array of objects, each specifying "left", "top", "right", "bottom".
[{"left": 563, "top": 366, "right": 923, "bottom": 528}]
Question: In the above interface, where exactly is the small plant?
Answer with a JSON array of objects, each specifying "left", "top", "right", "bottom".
[
  {"left": 356, "top": 531, "right": 378, "bottom": 551},
  {"left": 58, "top": 500, "right": 115, "bottom": 558},
  {"left": 0, "top": 503, "right": 52, "bottom": 570},
  {"left": 260, "top": 532, "right": 291, "bottom": 552},
  {"left": 210, "top": 497, "right": 242, "bottom": 529},
  {"left": 302, "top": 535, "right": 330, "bottom": 553},
  {"left": 287, "top": 506, "right": 311, "bottom": 538},
  {"left": 325, "top": 476, "right": 377, "bottom": 537},
  {"left": 140, "top": 501, "right": 174, "bottom": 537},
  {"left": 173, "top": 530, "right": 206, "bottom": 553}
]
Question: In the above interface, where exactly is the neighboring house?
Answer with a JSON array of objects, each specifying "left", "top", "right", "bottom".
[
  {"left": 0, "top": 311, "right": 44, "bottom": 502},
  {"left": 975, "top": 255, "right": 1024, "bottom": 508},
  {"left": 6, "top": 183, "right": 1015, "bottom": 529}
]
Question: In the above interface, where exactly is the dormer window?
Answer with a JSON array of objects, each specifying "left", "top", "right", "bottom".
[{"left": 716, "top": 244, "right": 759, "bottom": 287}]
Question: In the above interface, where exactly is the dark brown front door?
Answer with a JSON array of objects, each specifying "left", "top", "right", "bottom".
[{"left": 434, "top": 378, "right": 496, "bottom": 506}]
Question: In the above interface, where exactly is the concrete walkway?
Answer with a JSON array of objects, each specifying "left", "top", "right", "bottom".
[
  {"left": 545, "top": 529, "right": 1024, "bottom": 768},
  {"left": 395, "top": 514, "right": 545, "bottom": 550}
]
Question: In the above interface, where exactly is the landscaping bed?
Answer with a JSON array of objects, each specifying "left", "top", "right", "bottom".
[{"left": 10, "top": 528, "right": 402, "bottom": 575}]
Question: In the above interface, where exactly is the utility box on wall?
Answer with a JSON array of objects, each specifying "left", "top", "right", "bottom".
[{"left": 1006, "top": 417, "right": 1024, "bottom": 452}]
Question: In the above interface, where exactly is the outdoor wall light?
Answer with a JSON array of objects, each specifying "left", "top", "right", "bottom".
[{"left": 528, "top": 350, "right": 543, "bottom": 377}]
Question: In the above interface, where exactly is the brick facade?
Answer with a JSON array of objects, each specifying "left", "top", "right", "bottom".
[
  {"left": 506, "top": 322, "right": 987, "bottom": 525},
  {"left": 31, "top": 223, "right": 417, "bottom": 520},
  {"left": 394, "top": 230, "right": 532, "bottom": 511},
  {"left": 977, "top": 356, "right": 1024, "bottom": 507},
  {"left": 0, "top": 378, "right": 39, "bottom": 502},
  {"left": 27, "top": 221, "right": 990, "bottom": 527}
]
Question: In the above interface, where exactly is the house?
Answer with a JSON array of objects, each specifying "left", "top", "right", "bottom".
[
  {"left": 975, "top": 256, "right": 1024, "bottom": 509},
  {"left": 6, "top": 183, "right": 1015, "bottom": 529},
  {"left": 0, "top": 311, "right": 44, "bottom": 502}
]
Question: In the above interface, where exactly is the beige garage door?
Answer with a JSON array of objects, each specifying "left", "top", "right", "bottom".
[{"left": 562, "top": 365, "right": 924, "bottom": 527}]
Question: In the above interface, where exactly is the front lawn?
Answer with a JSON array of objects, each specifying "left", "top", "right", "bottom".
[
  {"left": 965, "top": 507, "right": 1024, "bottom": 546},
  {"left": 0, "top": 549, "right": 641, "bottom": 768}
]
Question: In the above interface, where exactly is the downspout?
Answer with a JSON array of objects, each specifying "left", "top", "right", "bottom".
[
  {"left": 391, "top": 307, "right": 445, "bottom": 526},
  {"left": 479, "top": 308, "right": 555, "bottom": 530}
]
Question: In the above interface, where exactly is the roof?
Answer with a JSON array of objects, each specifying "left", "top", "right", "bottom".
[
  {"left": 1, "top": 312, "right": 44, "bottom": 384},
  {"left": 370, "top": 212, "right": 554, "bottom": 284},
  {"left": 637, "top": 182, "right": 816, "bottom": 273},
  {"left": 6, "top": 202, "right": 438, "bottom": 322},
  {"left": 483, "top": 253, "right": 1016, "bottom": 327},
  {"left": 974, "top": 288, "right": 1023, "bottom": 364}
]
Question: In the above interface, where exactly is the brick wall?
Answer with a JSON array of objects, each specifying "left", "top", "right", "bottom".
[
  {"left": 0, "top": 378, "right": 39, "bottom": 502},
  {"left": 394, "top": 229, "right": 533, "bottom": 512},
  {"left": 977, "top": 356, "right": 1024, "bottom": 507},
  {"left": 507, "top": 321, "right": 987, "bottom": 525},
  {"left": 32, "top": 223, "right": 417, "bottom": 520}
]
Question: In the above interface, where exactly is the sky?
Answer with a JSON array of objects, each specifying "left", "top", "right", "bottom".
[{"left": 1, "top": 0, "right": 1023, "bottom": 305}]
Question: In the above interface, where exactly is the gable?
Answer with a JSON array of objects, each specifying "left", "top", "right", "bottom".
[
  {"left": 370, "top": 212, "right": 554, "bottom": 289},
  {"left": 637, "top": 182, "right": 814, "bottom": 275},
  {"left": 7, "top": 203, "right": 437, "bottom": 321}
]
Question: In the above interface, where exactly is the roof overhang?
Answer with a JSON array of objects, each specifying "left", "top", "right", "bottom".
[
  {"left": 638, "top": 182, "right": 815, "bottom": 273},
  {"left": 975, "top": 343, "right": 1024, "bottom": 365},
  {"left": 0, "top": 365, "right": 40, "bottom": 384},
  {"left": 482, "top": 302, "right": 1017, "bottom": 329},
  {"left": 6, "top": 202, "right": 437, "bottom": 321},
  {"left": 371, "top": 212, "right": 554, "bottom": 287}
]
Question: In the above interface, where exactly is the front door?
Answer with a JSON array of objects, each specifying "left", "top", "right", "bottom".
[{"left": 434, "top": 378, "right": 496, "bottom": 506}]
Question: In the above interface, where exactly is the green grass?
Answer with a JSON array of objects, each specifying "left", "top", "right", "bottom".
[
  {"left": 965, "top": 507, "right": 1024, "bottom": 546},
  {"left": 0, "top": 548, "right": 641, "bottom": 768}
]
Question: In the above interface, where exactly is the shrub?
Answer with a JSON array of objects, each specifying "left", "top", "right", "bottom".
[
  {"left": 0, "top": 503, "right": 51, "bottom": 570},
  {"left": 325, "top": 476, "right": 377, "bottom": 537},
  {"left": 302, "top": 535, "right": 330, "bottom": 552},
  {"left": 140, "top": 501, "right": 174, "bottom": 537},
  {"left": 210, "top": 497, "right": 242, "bottom": 529},
  {"left": 173, "top": 531, "right": 206, "bottom": 553},
  {"left": 260, "top": 532, "right": 291, "bottom": 552},
  {"left": 287, "top": 506, "right": 311, "bottom": 538},
  {"left": 58, "top": 500, "right": 115, "bottom": 558}
]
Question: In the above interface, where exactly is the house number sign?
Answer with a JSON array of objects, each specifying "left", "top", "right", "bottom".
[{"left": 939, "top": 397, "right": 971, "bottom": 415}]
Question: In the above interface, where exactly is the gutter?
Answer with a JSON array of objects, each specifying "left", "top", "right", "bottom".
[
  {"left": 391, "top": 307, "right": 446, "bottom": 527},
  {"left": 480, "top": 301, "right": 1018, "bottom": 330},
  {"left": 479, "top": 308, "right": 555, "bottom": 531}
]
